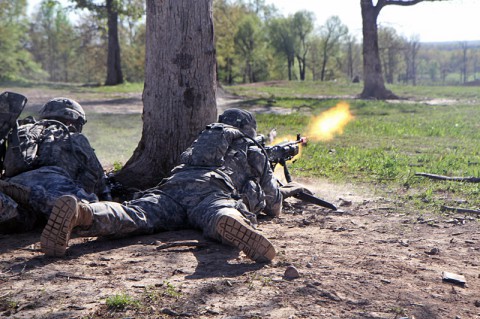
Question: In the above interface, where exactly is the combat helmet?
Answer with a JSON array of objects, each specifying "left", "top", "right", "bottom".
[
  {"left": 218, "top": 108, "right": 257, "bottom": 138},
  {"left": 39, "top": 97, "right": 86, "bottom": 132}
]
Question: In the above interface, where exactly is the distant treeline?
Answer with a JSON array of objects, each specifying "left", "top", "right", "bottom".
[{"left": 2, "top": 0, "right": 479, "bottom": 86}]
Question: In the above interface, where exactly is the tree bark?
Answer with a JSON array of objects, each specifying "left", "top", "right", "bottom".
[
  {"left": 360, "top": 0, "right": 397, "bottom": 99},
  {"left": 104, "top": 0, "right": 124, "bottom": 86},
  {"left": 115, "top": 0, "right": 217, "bottom": 190}
]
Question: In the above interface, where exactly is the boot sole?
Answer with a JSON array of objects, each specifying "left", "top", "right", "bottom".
[
  {"left": 0, "top": 180, "right": 30, "bottom": 207},
  {"left": 216, "top": 215, "right": 275, "bottom": 263},
  {"left": 40, "top": 195, "right": 78, "bottom": 257}
]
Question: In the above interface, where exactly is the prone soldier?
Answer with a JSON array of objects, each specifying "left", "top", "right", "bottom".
[
  {"left": 0, "top": 94, "right": 110, "bottom": 233},
  {"left": 40, "top": 108, "right": 311, "bottom": 263}
]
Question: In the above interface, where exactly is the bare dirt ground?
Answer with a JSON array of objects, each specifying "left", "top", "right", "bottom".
[{"left": 1, "top": 88, "right": 480, "bottom": 319}]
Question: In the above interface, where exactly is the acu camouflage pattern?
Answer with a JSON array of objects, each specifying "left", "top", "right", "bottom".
[
  {"left": 76, "top": 124, "right": 282, "bottom": 242},
  {"left": 3, "top": 121, "right": 107, "bottom": 195},
  {"left": 0, "top": 92, "right": 27, "bottom": 142},
  {"left": 0, "top": 120, "right": 107, "bottom": 231}
]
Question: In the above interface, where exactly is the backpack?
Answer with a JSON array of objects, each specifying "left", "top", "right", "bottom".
[
  {"left": 2, "top": 119, "right": 70, "bottom": 177},
  {"left": 180, "top": 123, "right": 244, "bottom": 167}
]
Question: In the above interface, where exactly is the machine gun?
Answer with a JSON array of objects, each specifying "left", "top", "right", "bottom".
[{"left": 255, "top": 133, "right": 337, "bottom": 211}]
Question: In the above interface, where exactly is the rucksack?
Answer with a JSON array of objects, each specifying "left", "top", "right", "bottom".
[
  {"left": 2, "top": 119, "right": 71, "bottom": 177},
  {"left": 180, "top": 123, "right": 244, "bottom": 167}
]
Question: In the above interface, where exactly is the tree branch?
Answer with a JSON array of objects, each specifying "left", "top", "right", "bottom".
[
  {"left": 415, "top": 172, "right": 480, "bottom": 183},
  {"left": 384, "top": 0, "right": 426, "bottom": 6},
  {"left": 441, "top": 205, "right": 480, "bottom": 215}
]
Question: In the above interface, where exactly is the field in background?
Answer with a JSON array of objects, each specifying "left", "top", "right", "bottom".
[{"left": 2, "top": 80, "right": 480, "bottom": 215}]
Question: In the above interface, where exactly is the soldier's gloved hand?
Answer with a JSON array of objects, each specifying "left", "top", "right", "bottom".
[{"left": 279, "top": 181, "right": 313, "bottom": 198}]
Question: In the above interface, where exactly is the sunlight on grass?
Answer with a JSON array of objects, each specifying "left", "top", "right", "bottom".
[
  {"left": 3, "top": 80, "right": 480, "bottom": 214},
  {"left": 83, "top": 113, "right": 142, "bottom": 168}
]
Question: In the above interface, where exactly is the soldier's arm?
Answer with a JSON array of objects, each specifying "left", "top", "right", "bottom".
[{"left": 247, "top": 145, "right": 282, "bottom": 217}]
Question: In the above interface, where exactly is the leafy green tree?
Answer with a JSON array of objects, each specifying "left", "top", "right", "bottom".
[
  {"left": 119, "top": 6, "right": 145, "bottom": 82},
  {"left": 377, "top": 27, "right": 403, "bottom": 84},
  {"left": 69, "top": 0, "right": 144, "bottom": 85},
  {"left": 267, "top": 16, "right": 296, "bottom": 80},
  {"left": 318, "top": 16, "right": 348, "bottom": 81},
  {"left": 74, "top": 12, "right": 109, "bottom": 83},
  {"left": 214, "top": 0, "right": 246, "bottom": 84},
  {"left": 234, "top": 14, "right": 266, "bottom": 83},
  {"left": 29, "top": 0, "right": 78, "bottom": 82},
  {"left": 0, "top": 0, "right": 43, "bottom": 81},
  {"left": 292, "top": 10, "right": 314, "bottom": 81}
]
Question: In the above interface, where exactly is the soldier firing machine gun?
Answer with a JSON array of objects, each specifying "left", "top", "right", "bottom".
[{"left": 255, "top": 133, "right": 337, "bottom": 211}]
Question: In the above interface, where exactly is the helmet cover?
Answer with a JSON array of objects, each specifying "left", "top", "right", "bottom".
[
  {"left": 218, "top": 108, "right": 256, "bottom": 137},
  {"left": 39, "top": 97, "right": 86, "bottom": 125}
]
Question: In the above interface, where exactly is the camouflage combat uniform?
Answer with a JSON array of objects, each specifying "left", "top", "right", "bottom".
[
  {"left": 75, "top": 123, "right": 282, "bottom": 243},
  {"left": 0, "top": 98, "right": 108, "bottom": 232}
]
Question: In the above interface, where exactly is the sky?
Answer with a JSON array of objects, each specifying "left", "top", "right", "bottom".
[{"left": 265, "top": 0, "right": 480, "bottom": 43}]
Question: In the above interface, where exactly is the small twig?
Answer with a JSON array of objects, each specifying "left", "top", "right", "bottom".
[
  {"left": 441, "top": 205, "right": 480, "bottom": 215},
  {"left": 415, "top": 173, "right": 480, "bottom": 183},
  {"left": 156, "top": 241, "right": 207, "bottom": 250},
  {"left": 56, "top": 272, "right": 96, "bottom": 281}
]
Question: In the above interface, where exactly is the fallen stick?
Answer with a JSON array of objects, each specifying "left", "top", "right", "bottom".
[
  {"left": 156, "top": 241, "right": 207, "bottom": 250},
  {"left": 56, "top": 272, "right": 96, "bottom": 281},
  {"left": 415, "top": 173, "right": 480, "bottom": 183},
  {"left": 441, "top": 205, "right": 480, "bottom": 215}
]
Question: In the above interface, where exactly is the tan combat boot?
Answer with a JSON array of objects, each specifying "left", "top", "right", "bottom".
[
  {"left": 0, "top": 180, "right": 31, "bottom": 207},
  {"left": 41, "top": 195, "right": 93, "bottom": 257},
  {"left": 216, "top": 214, "right": 276, "bottom": 263}
]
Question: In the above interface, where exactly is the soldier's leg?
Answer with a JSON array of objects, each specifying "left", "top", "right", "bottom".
[
  {"left": 8, "top": 166, "right": 98, "bottom": 218},
  {"left": 188, "top": 195, "right": 275, "bottom": 263},
  {"left": 41, "top": 191, "right": 187, "bottom": 256},
  {"left": 0, "top": 180, "right": 31, "bottom": 209},
  {"left": 0, "top": 192, "right": 22, "bottom": 233}
]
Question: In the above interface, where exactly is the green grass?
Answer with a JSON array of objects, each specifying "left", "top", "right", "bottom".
[
  {"left": 225, "top": 80, "right": 480, "bottom": 100},
  {"left": 3, "top": 80, "right": 480, "bottom": 214},
  {"left": 248, "top": 93, "right": 480, "bottom": 213},
  {"left": 82, "top": 113, "right": 142, "bottom": 168},
  {"left": 105, "top": 292, "right": 141, "bottom": 310}
]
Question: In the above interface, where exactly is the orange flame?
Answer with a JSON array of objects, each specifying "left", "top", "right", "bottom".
[{"left": 307, "top": 102, "right": 354, "bottom": 141}]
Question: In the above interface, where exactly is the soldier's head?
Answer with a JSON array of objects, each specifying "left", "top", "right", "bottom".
[
  {"left": 218, "top": 108, "right": 257, "bottom": 138},
  {"left": 39, "top": 97, "right": 87, "bottom": 132}
]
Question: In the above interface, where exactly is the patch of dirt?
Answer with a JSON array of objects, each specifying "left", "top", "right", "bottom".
[
  {"left": 1, "top": 178, "right": 480, "bottom": 319},
  {"left": 1, "top": 87, "right": 480, "bottom": 319}
]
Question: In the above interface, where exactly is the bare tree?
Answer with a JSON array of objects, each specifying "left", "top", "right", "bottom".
[
  {"left": 115, "top": 0, "right": 217, "bottom": 189},
  {"left": 404, "top": 36, "right": 421, "bottom": 85},
  {"left": 360, "top": 0, "right": 446, "bottom": 99},
  {"left": 378, "top": 27, "right": 402, "bottom": 84},
  {"left": 460, "top": 41, "right": 468, "bottom": 84}
]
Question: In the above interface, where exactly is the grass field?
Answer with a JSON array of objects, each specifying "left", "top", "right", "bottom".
[
  {"left": 227, "top": 82, "right": 480, "bottom": 214},
  {"left": 2, "top": 80, "right": 480, "bottom": 214}
]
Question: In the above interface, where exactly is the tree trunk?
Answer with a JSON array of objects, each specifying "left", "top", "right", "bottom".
[
  {"left": 104, "top": 0, "right": 124, "bottom": 86},
  {"left": 360, "top": 0, "right": 397, "bottom": 99},
  {"left": 287, "top": 57, "right": 293, "bottom": 81},
  {"left": 115, "top": 0, "right": 217, "bottom": 190},
  {"left": 320, "top": 51, "right": 327, "bottom": 81}
]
